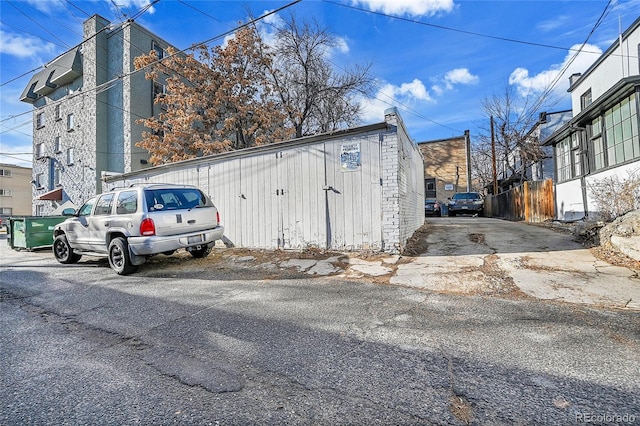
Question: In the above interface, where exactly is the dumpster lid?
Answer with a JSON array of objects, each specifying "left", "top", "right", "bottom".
[{"left": 34, "top": 187, "right": 63, "bottom": 201}]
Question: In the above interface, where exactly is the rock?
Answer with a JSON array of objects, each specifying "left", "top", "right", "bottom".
[{"left": 599, "top": 210, "right": 640, "bottom": 261}]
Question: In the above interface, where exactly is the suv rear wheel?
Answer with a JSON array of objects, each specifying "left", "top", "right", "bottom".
[
  {"left": 108, "top": 237, "right": 138, "bottom": 275},
  {"left": 53, "top": 234, "right": 82, "bottom": 264}
]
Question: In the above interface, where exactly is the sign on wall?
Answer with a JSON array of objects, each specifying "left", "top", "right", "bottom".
[
  {"left": 340, "top": 142, "right": 361, "bottom": 171},
  {"left": 445, "top": 184, "right": 454, "bottom": 191}
]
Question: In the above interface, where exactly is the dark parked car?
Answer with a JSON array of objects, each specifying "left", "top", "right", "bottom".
[
  {"left": 447, "top": 192, "right": 484, "bottom": 216},
  {"left": 424, "top": 199, "right": 442, "bottom": 217}
]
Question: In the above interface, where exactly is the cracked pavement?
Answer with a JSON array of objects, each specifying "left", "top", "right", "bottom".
[
  {"left": 390, "top": 217, "right": 640, "bottom": 310},
  {"left": 1, "top": 219, "right": 639, "bottom": 424}
]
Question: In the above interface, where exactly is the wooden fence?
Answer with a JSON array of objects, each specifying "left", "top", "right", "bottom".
[{"left": 484, "top": 179, "right": 555, "bottom": 222}]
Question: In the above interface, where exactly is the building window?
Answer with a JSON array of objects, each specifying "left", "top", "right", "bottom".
[
  {"left": 55, "top": 104, "right": 61, "bottom": 121},
  {"left": 35, "top": 143, "right": 44, "bottom": 158},
  {"left": 0, "top": 207, "right": 12, "bottom": 215},
  {"left": 590, "top": 117, "right": 605, "bottom": 171},
  {"left": 580, "top": 89, "right": 592, "bottom": 110},
  {"left": 571, "top": 133, "right": 582, "bottom": 177},
  {"left": 35, "top": 205, "right": 43, "bottom": 216},
  {"left": 67, "top": 113, "right": 74, "bottom": 131},
  {"left": 54, "top": 168, "right": 61, "bottom": 186},
  {"left": 54, "top": 136, "right": 61, "bottom": 153},
  {"left": 66, "top": 147, "right": 74, "bottom": 165},
  {"left": 36, "top": 111, "right": 45, "bottom": 128},
  {"left": 555, "top": 137, "right": 572, "bottom": 183},
  {"left": 35, "top": 172, "right": 44, "bottom": 189},
  {"left": 153, "top": 41, "right": 164, "bottom": 59},
  {"left": 153, "top": 81, "right": 166, "bottom": 98},
  {"left": 0, "top": 169, "right": 11, "bottom": 177},
  {"left": 0, "top": 189, "right": 13, "bottom": 196},
  {"left": 602, "top": 93, "right": 639, "bottom": 167}
]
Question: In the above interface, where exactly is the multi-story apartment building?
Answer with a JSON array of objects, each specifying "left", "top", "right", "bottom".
[
  {"left": 542, "top": 17, "right": 640, "bottom": 221},
  {"left": 20, "top": 15, "right": 173, "bottom": 215},
  {"left": 0, "top": 164, "right": 32, "bottom": 217}
]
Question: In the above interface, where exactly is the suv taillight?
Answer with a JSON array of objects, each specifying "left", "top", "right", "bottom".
[
  {"left": 216, "top": 211, "right": 220, "bottom": 224},
  {"left": 140, "top": 218, "right": 156, "bottom": 236}
]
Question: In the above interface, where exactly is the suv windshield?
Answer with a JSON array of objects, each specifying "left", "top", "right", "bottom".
[
  {"left": 144, "top": 188, "right": 211, "bottom": 212},
  {"left": 452, "top": 193, "right": 481, "bottom": 200}
]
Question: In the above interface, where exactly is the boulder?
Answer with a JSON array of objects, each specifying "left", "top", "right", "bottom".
[{"left": 599, "top": 210, "right": 640, "bottom": 261}]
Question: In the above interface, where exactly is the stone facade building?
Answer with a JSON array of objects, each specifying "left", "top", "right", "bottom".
[{"left": 20, "top": 15, "right": 173, "bottom": 215}]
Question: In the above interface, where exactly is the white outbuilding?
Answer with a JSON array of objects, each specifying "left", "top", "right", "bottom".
[{"left": 103, "top": 108, "right": 425, "bottom": 254}]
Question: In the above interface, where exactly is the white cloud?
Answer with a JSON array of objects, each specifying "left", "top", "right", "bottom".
[
  {"left": 432, "top": 68, "right": 478, "bottom": 95},
  {"left": 110, "top": 0, "right": 156, "bottom": 14},
  {"left": 360, "top": 78, "right": 434, "bottom": 122},
  {"left": 352, "top": 0, "right": 455, "bottom": 16},
  {"left": 25, "top": 0, "right": 65, "bottom": 14},
  {"left": 444, "top": 68, "right": 478, "bottom": 86},
  {"left": 509, "top": 43, "right": 602, "bottom": 97},
  {"left": 536, "top": 15, "right": 570, "bottom": 33},
  {"left": 0, "top": 30, "right": 56, "bottom": 59}
]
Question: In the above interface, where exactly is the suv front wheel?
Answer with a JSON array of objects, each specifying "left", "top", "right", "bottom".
[
  {"left": 108, "top": 237, "right": 138, "bottom": 275},
  {"left": 53, "top": 234, "right": 82, "bottom": 264}
]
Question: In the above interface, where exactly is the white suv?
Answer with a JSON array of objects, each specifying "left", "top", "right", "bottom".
[{"left": 53, "top": 183, "right": 224, "bottom": 275}]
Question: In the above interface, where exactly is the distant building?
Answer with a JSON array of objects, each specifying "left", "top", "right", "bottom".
[
  {"left": 542, "top": 17, "right": 640, "bottom": 221},
  {"left": 497, "top": 110, "right": 572, "bottom": 194},
  {"left": 0, "top": 164, "right": 33, "bottom": 216},
  {"left": 417, "top": 131, "right": 471, "bottom": 201},
  {"left": 20, "top": 15, "right": 174, "bottom": 215}
]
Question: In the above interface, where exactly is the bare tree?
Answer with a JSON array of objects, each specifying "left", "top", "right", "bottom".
[
  {"left": 471, "top": 85, "right": 551, "bottom": 192},
  {"left": 266, "top": 15, "right": 375, "bottom": 138}
]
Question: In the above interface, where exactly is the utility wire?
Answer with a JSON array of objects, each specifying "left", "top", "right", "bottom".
[
  {"left": 2, "top": 1, "right": 302, "bottom": 151},
  {"left": 323, "top": 0, "right": 619, "bottom": 58},
  {"left": 64, "top": 0, "right": 91, "bottom": 18},
  {"left": 6, "top": 0, "right": 73, "bottom": 48}
]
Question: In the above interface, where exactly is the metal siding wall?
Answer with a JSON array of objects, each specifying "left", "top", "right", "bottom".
[
  {"left": 278, "top": 145, "right": 327, "bottom": 249},
  {"left": 240, "top": 154, "right": 279, "bottom": 249},
  {"left": 208, "top": 160, "right": 241, "bottom": 246},
  {"left": 104, "top": 126, "right": 391, "bottom": 251},
  {"left": 324, "top": 134, "right": 382, "bottom": 251}
]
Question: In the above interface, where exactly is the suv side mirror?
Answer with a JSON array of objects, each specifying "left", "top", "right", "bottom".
[{"left": 62, "top": 208, "right": 76, "bottom": 216}]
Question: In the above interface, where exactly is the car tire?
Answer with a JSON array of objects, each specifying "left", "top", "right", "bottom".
[
  {"left": 53, "top": 234, "right": 82, "bottom": 264},
  {"left": 189, "top": 245, "right": 212, "bottom": 259},
  {"left": 108, "top": 237, "right": 138, "bottom": 275},
  {"left": 448, "top": 211, "right": 456, "bottom": 217}
]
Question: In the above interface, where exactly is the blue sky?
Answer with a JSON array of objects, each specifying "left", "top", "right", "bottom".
[{"left": 1, "top": 0, "right": 640, "bottom": 167}]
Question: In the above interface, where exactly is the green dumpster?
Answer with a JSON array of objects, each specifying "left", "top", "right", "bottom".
[{"left": 8, "top": 216, "right": 67, "bottom": 250}]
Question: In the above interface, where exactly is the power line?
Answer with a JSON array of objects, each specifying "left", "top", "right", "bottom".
[
  {"left": 2, "top": 2, "right": 303, "bottom": 152},
  {"left": 322, "top": 0, "right": 624, "bottom": 58},
  {"left": 64, "top": 0, "right": 91, "bottom": 19},
  {"left": 523, "top": 0, "right": 614, "bottom": 119},
  {"left": 6, "top": 0, "right": 73, "bottom": 48}
]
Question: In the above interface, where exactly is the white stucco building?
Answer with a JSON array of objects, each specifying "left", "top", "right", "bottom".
[{"left": 542, "top": 17, "right": 640, "bottom": 221}]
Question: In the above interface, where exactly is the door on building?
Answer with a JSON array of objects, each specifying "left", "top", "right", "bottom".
[{"left": 425, "top": 178, "right": 437, "bottom": 198}]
